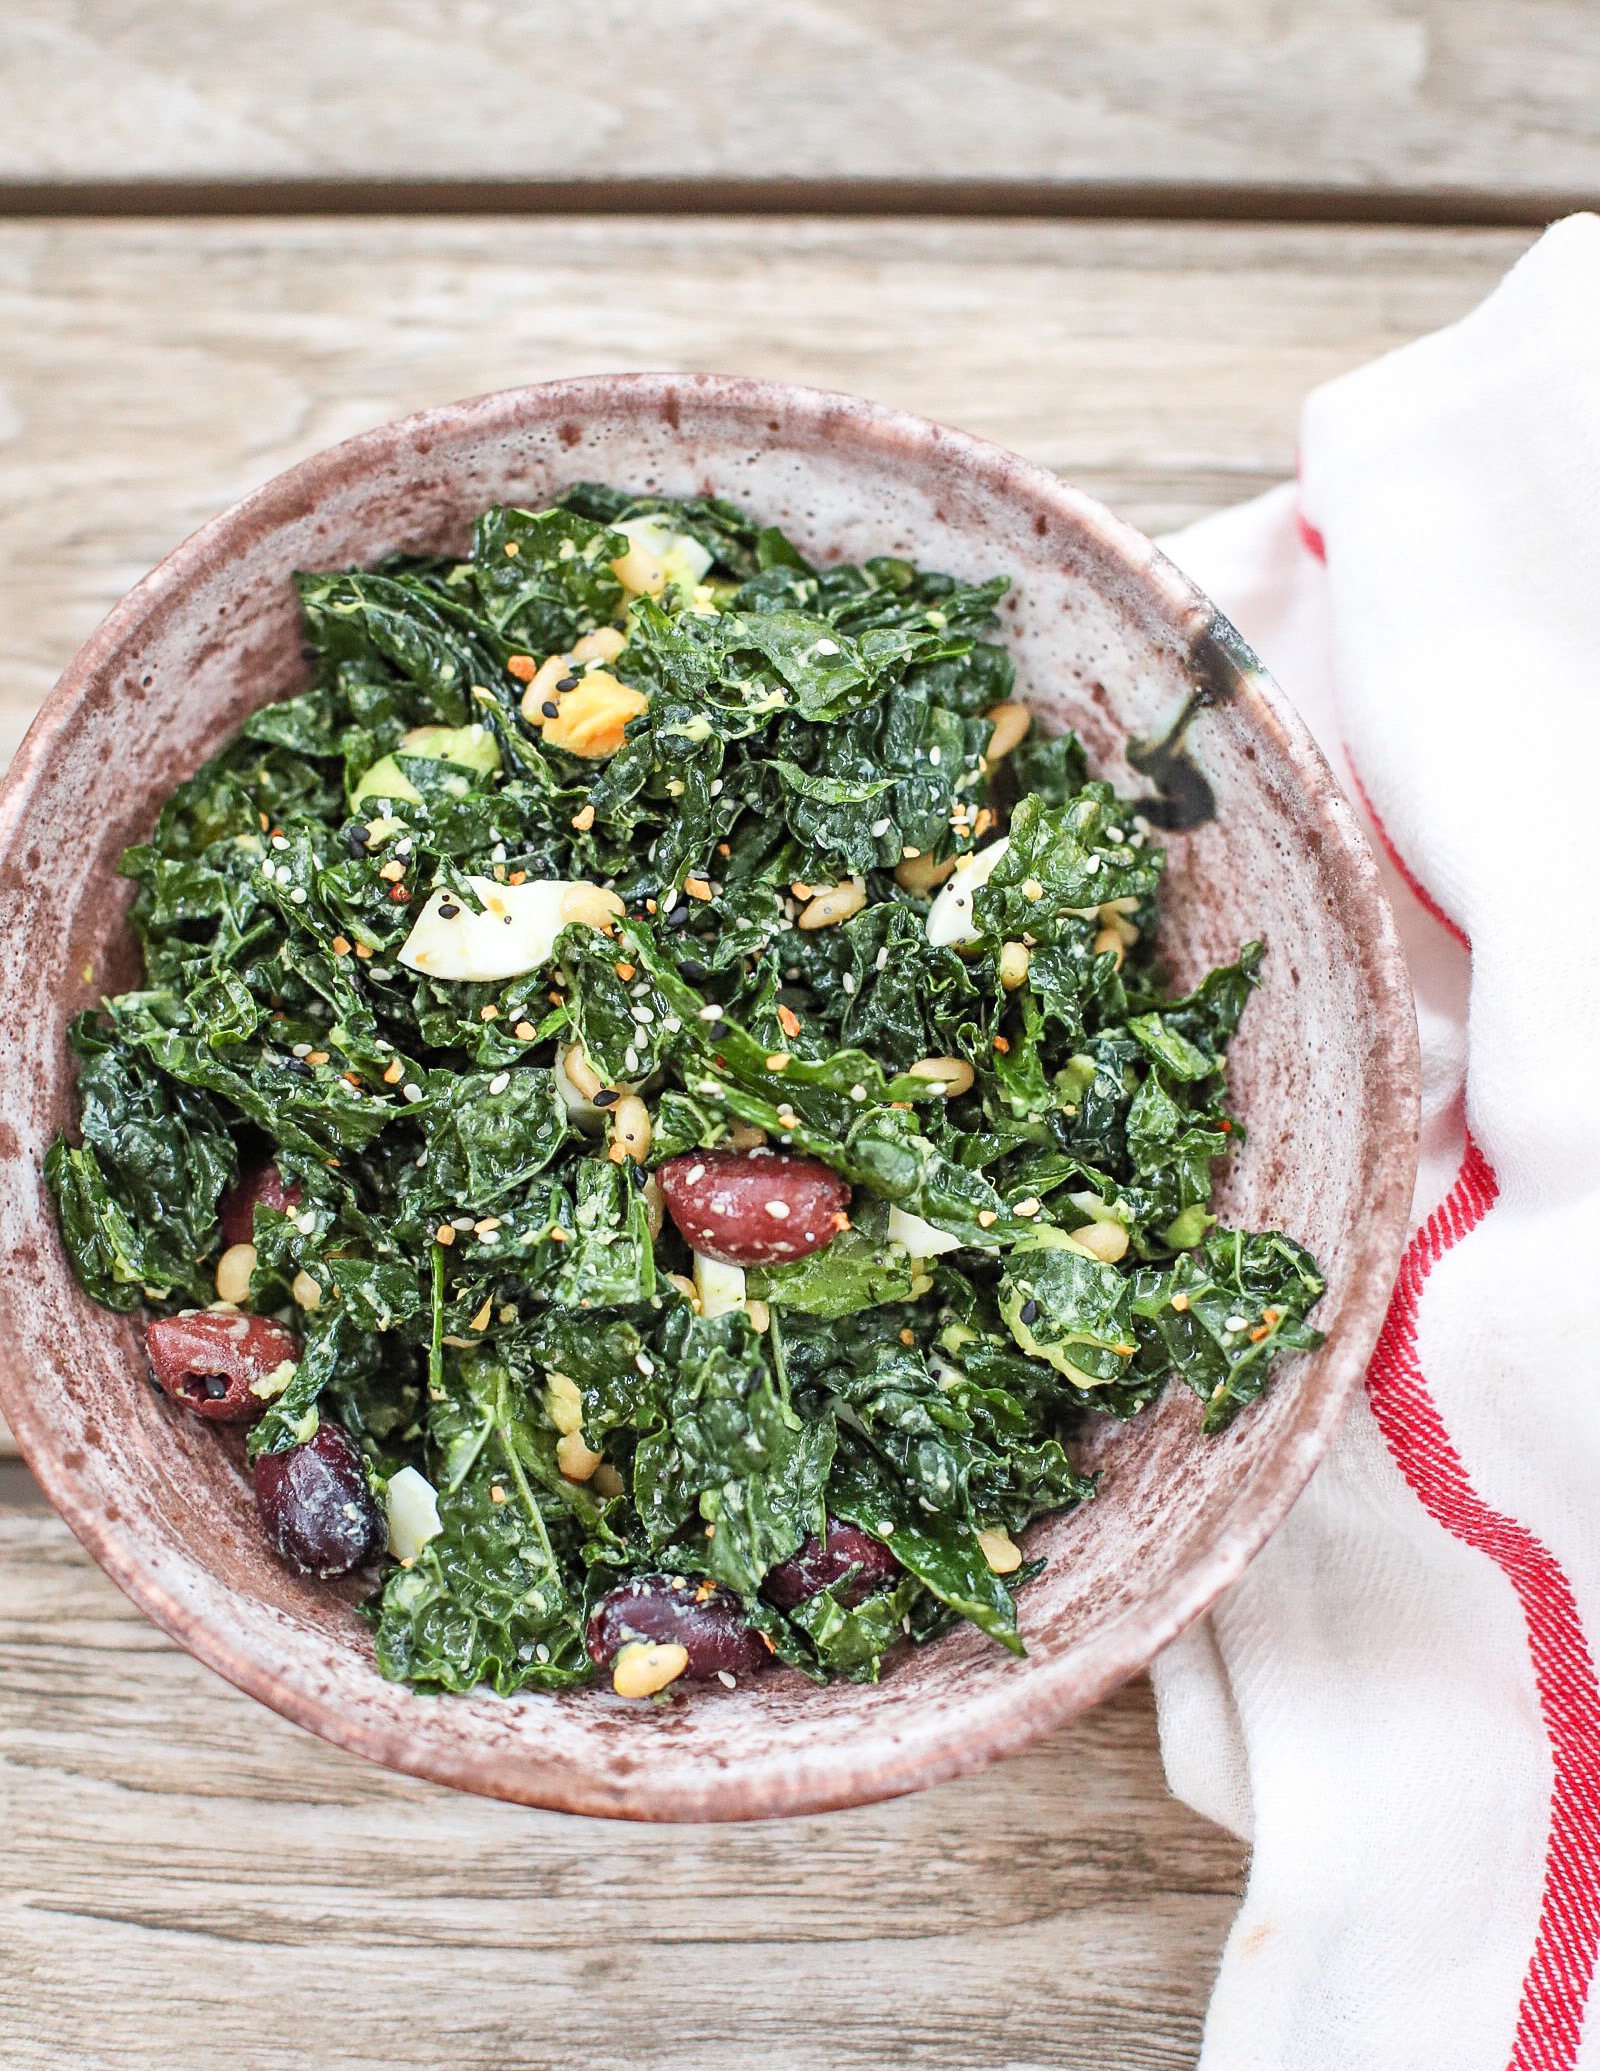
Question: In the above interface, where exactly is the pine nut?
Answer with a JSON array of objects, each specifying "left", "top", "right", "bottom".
[
  {"left": 641, "top": 1172, "right": 665, "bottom": 1242},
  {"left": 611, "top": 1093, "right": 653, "bottom": 1163},
  {"left": 215, "top": 1242, "right": 256, "bottom": 1306},
  {"left": 290, "top": 1269, "right": 323, "bottom": 1311},
  {"left": 570, "top": 625, "right": 627, "bottom": 663},
  {"left": 977, "top": 1526, "right": 1023, "bottom": 1574},
  {"left": 894, "top": 851, "right": 959, "bottom": 895},
  {"left": 519, "top": 653, "right": 572, "bottom": 720},
  {"left": 909, "top": 1055, "right": 976, "bottom": 1097},
  {"left": 561, "top": 1043, "right": 604, "bottom": 1101},
  {"left": 727, "top": 1121, "right": 768, "bottom": 1150},
  {"left": 983, "top": 701, "right": 1032, "bottom": 761},
  {"left": 745, "top": 1299, "right": 772, "bottom": 1335},
  {"left": 612, "top": 1639, "right": 689, "bottom": 1697},
  {"left": 1072, "top": 1220, "right": 1130, "bottom": 1263},
  {"left": 546, "top": 1373, "right": 584, "bottom": 1435},
  {"left": 666, "top": 1271, "right": 702, "bottom": 1310},
  {"left": 798, "top": 877, "right": 867, "bottom": 929},
  {"left": 998, "top": 940, "right": 1031, "bottom": 990},
  {"left": 1093, "top": 926, "right": 1126, "bottom": 970},
  {"left": 556, "top": 1430, "right": 603, "bottom": 1482}
]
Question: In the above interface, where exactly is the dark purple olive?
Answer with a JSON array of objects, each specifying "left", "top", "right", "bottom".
[
  {"left": 762, "top": 1518, "right": 902, "bottom": 1610},
  {"left": 253, "top": 1421, "right": 385, "bottom": 1578},
  {"left": 219, "top": 1162, "right": 302, "bottom": 1248},
  {"left": 586, "top": 1575, "right": 772, "bottom": 1681},
  {"left": 146, "top": 1311, "right": 301, "bottom": 1423}
]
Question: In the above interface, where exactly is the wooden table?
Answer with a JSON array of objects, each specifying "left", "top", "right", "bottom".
[{"left": 0, "top": 11, "right": 1581, "bottom": 2063}]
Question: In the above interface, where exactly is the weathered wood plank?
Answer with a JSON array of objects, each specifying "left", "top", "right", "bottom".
[
  {"left": 0, "top": 1483, "right": 1241, "bottom": 2070},
  {"left": 1, "top": 3, "right": 1598, "bottom": 204}
]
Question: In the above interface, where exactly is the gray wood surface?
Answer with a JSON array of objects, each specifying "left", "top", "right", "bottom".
[
  {"left": 1, "top": 3, "right": 1597, "bottom": 207},
  {"left": 0, "top": 1465, "right": 1242, "bottom": 2070}
]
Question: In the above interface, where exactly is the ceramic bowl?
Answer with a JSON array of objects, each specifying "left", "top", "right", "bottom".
[{"left": 0, "top": 376, "right": 1418, "bottom": 1821}]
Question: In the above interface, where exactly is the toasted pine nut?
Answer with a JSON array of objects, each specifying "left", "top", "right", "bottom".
[
  {"left": 798, "top": 877, "right": 867, "bottom": 930},
  {"left": 612, "top": 1639, "right": 689, "bottom": 1697},
  {"left": 592, "top": 1462, "right": 625, "bottom": 1499},
  {"left": 641, "top": 1172, "right": 665, "bottom": 1242},
  {"left": 571, "top": 626, "right": 627, "bottom": 663},
  {"left": 977, "top": 1526, "right": 1023, "bottom": 1574},
  {"left": 290, "top": 1269, "right": 323, "bottom": 1311},
  {"left": 1072, "top": 1220, "right": 1130, "bottom": 1264},
  {"left": 894, "top": 851, "right": 959, "bottom": 895},
  {"left": 612, "top": 1092, "right": 652, "bottom": 1163},
  {"left": 998, "top": 940, "right": 1031, "bottom": 990},
  {"left": 519, "top": 653, "right": 573, "bottom": 721},
  {"left": 546, "top": 1372, "right": 584, "bottom": 1435},
  {"left": 983, "top": 701, "right": 1032, "bottom": 761},
  {"left": 1093, "top": 926, "right": 1126, "bottom": 970},
  {"left": 666, "top": 1270, "right": 702, "bottom": 1310},
  {"left": 215, "top": 1242, "right": 256, "bottom": 1306},
  {"left": 559, "top": 880, "right": 625, "bottom": 931},
  {"left": 909, "top": 1055, "right": 976, "bottom": 1098},
  {"left": 556, "top": 1430, "right": 603, "bottom": 1482},
  {"left": 745, "top": 1299, "right": 772, "bottom": 1335},
  {"left": 727, "top": 1121, "right": 768, "bottom": 1150},
  {"left": 561, "top": 1043, "right": 604, "bottom": 1101}
]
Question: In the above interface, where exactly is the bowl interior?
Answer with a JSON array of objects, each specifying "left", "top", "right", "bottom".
[{"left": 0, "top": 376, "right": 1417, "bottom": 1820}]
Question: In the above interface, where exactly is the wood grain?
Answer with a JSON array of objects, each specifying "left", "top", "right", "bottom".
[
  {"left": 2, "top": 3, "right": 1598, "bottom": 206},
  {"left": 0, "top": 1475, "right": 1241, "bottom": 2070}
]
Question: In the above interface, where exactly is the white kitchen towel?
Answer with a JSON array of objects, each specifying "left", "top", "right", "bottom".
[{"left": 1149, "top": 213, "right": 1600, "bottom": 2071}]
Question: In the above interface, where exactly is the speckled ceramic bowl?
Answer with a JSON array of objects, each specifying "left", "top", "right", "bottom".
[{"left": 0, "top": 376, "right": 1417, "bottom": 1821}]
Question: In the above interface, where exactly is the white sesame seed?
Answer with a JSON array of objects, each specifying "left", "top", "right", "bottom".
[
  {"left": 636, "top": 1352, "right": 656, "bottom": 1377},
  {"left": 870, "top": 817, "right": 891, "bottom": 837},
  {"left": 292, "top": 1043, "right": 312, "bottom": 1059},
  {"left": 488, "top": 1071, "right": 510, "bottom": 1094},
  {"left": 697, "top": 1003, "right": 723, "bottom": 1022},
  {"left": 452, "top": 1215, "right": 475, "bottom": 1231},
  {"left": 716, "top": 1670, "right": 736, "bottom": 1689},
  {"left": 490, "top": 842, "right": 507, "bottom": 862},
  {"left": 850, "top": 1083, "right": 867, "bottom": 1101},
  {"left": 1226, "top": 1315, "right": 1248, "bottom": 1333},
  {"left": 297, "top": 1211, "right": 318, "bottom": 1235},
  {"left": 929, "top": 746, "right": 941, "bottom": 766},
  {"left": 624, "top": 1046, "right": 640, "bottom": 1075},
  {"left": 841, "top": 973, "right": 857, "bottom": 995},
  {"left": 815, "top": 638, "right": 839, "bottom": 656},
  {"left": 289, "top": 887, "right": 308, "bottom": 905},
  {"left": 403, "top": 1081, "right": 424, "bottom": 1101},
  {"left": 271, "top": 834, "right": 289, "bottom": 851},
  {"left": 875, "top": 948, "right": 889, "bottom": 971}
]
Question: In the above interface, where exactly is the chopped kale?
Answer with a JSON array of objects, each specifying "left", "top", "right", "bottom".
[{"left": 47, "top": 486, "right": 1325, "bottom": 1698}]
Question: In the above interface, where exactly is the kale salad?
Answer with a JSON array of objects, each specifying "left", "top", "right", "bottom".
[{"left": 47, "top": 486, "right": 1326, "bottom": 1701}]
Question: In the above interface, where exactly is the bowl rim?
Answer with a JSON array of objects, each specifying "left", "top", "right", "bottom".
[{"left": 0, "top": 373, "right": 1420, "bottom": 1820}]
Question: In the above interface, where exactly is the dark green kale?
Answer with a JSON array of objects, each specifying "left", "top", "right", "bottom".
[{"left": 46, "top": 484, "right": 1326, "bottom": 1701}]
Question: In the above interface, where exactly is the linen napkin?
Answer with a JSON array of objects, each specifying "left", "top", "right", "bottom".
[{"left": 1149, "top": 213, "right": 1600, "bottom": 2071}]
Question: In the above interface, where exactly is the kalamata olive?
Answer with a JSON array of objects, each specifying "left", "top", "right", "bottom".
[
  {"left": 657, "top": 1149, "right": 851, "bottom": 1267},
  {"left": 762, "top": 1518, "right": 902, "bottom": 1610},
  {"left": 253, "top": 1421, "right": 385, "bottom": 1577},
  {"left": 586, "top": 1575, "right": 772, "bottom": 1681},
  {"left": 219, "top": 1162, "right": 302, "bottom": 1248},
  {"left": 145, "top": 1311, "right": 301, "bottom": 1423}
]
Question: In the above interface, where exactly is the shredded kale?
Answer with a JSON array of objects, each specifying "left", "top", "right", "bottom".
[{"left": 48, "top": 484, "right": 1325, "bottom": 1695}]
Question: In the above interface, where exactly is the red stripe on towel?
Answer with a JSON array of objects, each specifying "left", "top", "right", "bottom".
[{"left": 1349, "top": 769, "right": 1600, "bottom": 2069}]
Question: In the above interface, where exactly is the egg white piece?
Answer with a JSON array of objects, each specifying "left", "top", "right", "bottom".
[
  {"left": 399, "top": 876, "right": 610, "bottom": 984},
  {"left": 924, "top": 836, "right": 1012, "bottom": 948},
  {"left": 693, "top": 1251, "right": 748, "bottom": 1320},
  {"left": 386, "top": 1465, "right": 443, "bottom": 1561},
  {"left": 887, "top": 1205, "right": 963, "bottom": 1258}
]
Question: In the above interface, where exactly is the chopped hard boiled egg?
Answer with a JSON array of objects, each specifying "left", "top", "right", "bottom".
[
  {"left": 887, "top": 1205, "right": 963, "bottom": 1258},
  {"left": 693, "top": 1251, "right": 747, "bottom": 1320},
  {"left": 398, "top": 876, "right": 622, "bottom": 984},
  {"left": 925, "top": 836, "right": 1012, "bottom": 948},
  {"left": 610, "top": 514, "right": 714, "bottom": 599},
  {"left": 386, "top": 1466, "right": 443, "bottom": 1562}
]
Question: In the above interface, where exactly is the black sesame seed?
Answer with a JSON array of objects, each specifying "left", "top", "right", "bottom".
[
  {"left": 666, "top": 904, "right": 691, "bottom": 928},
  {"left": 594, "top": 1089, "right": 619, "bottom": 1107},
  {"left": 557, "top": 674, "right": 580, "bottom": 691},
  {"left": 678, "top": 959, "right": 709, "bottom": 983},
  {"left": 630, "top": 1162, "right": 651, "bottom": 1190},
  {"left": 1020, "top": 1299, "right": 1040, "bottom": 1325},
  {"left": 342, "top": 821, "right": 371, "bottom": 856},
  {"left": 710, "top": 1021, "right": 729, "bottom": 1040},
  {"left": 201, "top": 1375, "right": 230, "bottom": 1400},
  {"left": 541, "top": 701, "right": 559, "bottom": 718},
  {"left": 437, "top": 901, "right": 460, "bottom": 919}
]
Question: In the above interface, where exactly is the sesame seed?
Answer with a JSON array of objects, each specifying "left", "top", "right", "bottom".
[
  {"left": 870, "top": 817, "right": 891, "bottom": 838},
  {"left": 1226, "top": 1314, "right": 1248, "bottom": 1333},
  {"left": 271, "top": 834, "right": 289, "bottom": 851},
  {"left": 850, "top": 1083, "right": 867, "bottom": 1101},
  {"left": 403, "top": 1082, "right": 424, "bottom": 1101},
  {"left": 488, "top": 1071, "right": 510, "bottom": 1094}
]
